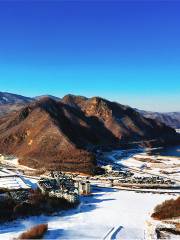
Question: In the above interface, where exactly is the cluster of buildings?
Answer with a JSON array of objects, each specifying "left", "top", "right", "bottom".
[
  {"left": 0, "top": 154, "right": 15, "bottom": 161},
  {"left": 117, "top": 175, "right": 175, "bottom": 186},
  {"left": 0, "top": 166, "right": 91, "bottom": 204},
  {"left": 37, "top": 171, "right": 91, "bottom": 203},
  {"left": 102, "top": 169, "right": 133, "bottom": 178}
]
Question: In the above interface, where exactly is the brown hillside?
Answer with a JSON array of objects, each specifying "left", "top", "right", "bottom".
[
  {"left": 0, "top": 97, "right": 118, "bottom": 174},
  {"left": 0, "top": 96, "right": 179, "bottom": 174},
  {"left": 62, "top": 95, "right": 177, "bottom": 144}
]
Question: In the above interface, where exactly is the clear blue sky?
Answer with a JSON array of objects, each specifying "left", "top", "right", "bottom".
[{"left": 0, "top": 1, "right": 179, "bottom": 112}]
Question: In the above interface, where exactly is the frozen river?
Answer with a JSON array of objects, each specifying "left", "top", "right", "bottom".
[{"left": 0, "top": 187, "right": 177, "bottom": 239}]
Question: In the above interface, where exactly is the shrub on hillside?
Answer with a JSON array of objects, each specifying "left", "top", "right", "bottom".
[
  {"left": 0, "top": 190, "right": 78, "bottom": 222},
  {"left": 28, "top": 189, "right": 46, "bottom": 205},
  {"left": 151, "top": 196, "right": 180, "bottom": 220},
  {"left": 46, "top": 196, "right": 75, "bottom": 210},
  {"left": 18, "top": 223, "right": 48, "bottom": 239},
  {"left": 0, "top": 198, "right": 15, "bottom": 221},
  {"left": 13, "top": 202, "right": 31, "bottom": 216}
]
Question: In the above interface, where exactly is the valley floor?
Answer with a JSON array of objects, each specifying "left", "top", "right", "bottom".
[{"left": 0, "top": 187, "right": 177, "bottom": 240}]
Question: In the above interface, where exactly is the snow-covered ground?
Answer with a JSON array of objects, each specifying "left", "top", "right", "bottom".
[
  {"left": 0, "top": 155, "right": 36, "bottom": 171},
  {"left": 0, "top": 150, "right": 179, "bottom": 239},
  {"left": 106, "top": 150, "right": 180, "bottom": 182},
  {"left": 0, "top": 176, "right": 29, "bottom": 190},
  {"left": 0, "top": 168, "right": 36, "bottom": 190},
  {"left": 176, "top": 129, "right": 180, "bottom": 133},
  {"left": 0, "top": 187, "right": 177, "bottom": 240}
]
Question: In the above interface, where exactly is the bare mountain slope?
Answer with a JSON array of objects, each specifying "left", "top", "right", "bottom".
[
  {"left": 0, "top": 97, "right": 119, "bottom": 173},
  {"left": 62, "top": 95, "right": 178, "bottom": 145},
  {"left": 1, "top": 92, "right": 179, "bottom": 130},
  {"left": 0, "top": 95, "right": 179, "bottom": 174}
]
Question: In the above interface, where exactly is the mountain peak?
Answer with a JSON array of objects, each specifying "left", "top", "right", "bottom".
[
  {"left": 35, "top": 95, "right": 61, "bottom": 101},
  {"left": 0, "top": 93, "right": 179, "bottom": 174}
]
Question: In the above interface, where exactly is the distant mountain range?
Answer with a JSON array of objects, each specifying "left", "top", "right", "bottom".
[
  {"left": 0, "top": 91, "right": 179, "bottom": 129},
  {"left": 0, "top": 92, "right": 33, "bottom": 116},
  {"left": 0, "top": 92, "right": 33, "bottom": 105},
  {"left": 136, "top": 110, "right": 180, "bottom": 129},
  {"left": 0, "top": 92, "right": 179, "bottom": 174}
]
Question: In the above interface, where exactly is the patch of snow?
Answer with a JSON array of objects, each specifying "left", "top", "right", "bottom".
[
  {"left": 21, "top": 176, "right": 38, "bottom": 189},
  {"left": 0, "top": 176, "right": 29, "bottom": 190},
  {"left": 0, "top": 187, "right": 177, "bottom": 239},
  {"left": 106, "top": 150, "right": 180, "bottom": 182},
  {"left": 2, "top": 97, "right": 8, "bottom": 102}
]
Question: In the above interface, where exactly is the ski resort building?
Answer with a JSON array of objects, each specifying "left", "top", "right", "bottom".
[
  {"left": 37, "top": 173, "right": 80, "bottom": 203},
  {"left": 75, "top": 181, "right": 91, "bottom": 195}
]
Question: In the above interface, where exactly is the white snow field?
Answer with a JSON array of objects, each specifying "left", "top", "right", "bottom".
[
  {"left": 0, "top": 168, "right": 31, "bottom": 190},
  {"left": 106, "top": 150, "right": 180, "bottom": 182},
  {"left": 0, "top": 187, "right": 177, "bottom": 240},
  {"left": 0, "top": 176, "right": 29, "bottom": 190}
]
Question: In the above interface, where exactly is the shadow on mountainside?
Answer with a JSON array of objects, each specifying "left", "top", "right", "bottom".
[{"left": 44, "top": 101, "right": 120, "bottom": 148}]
